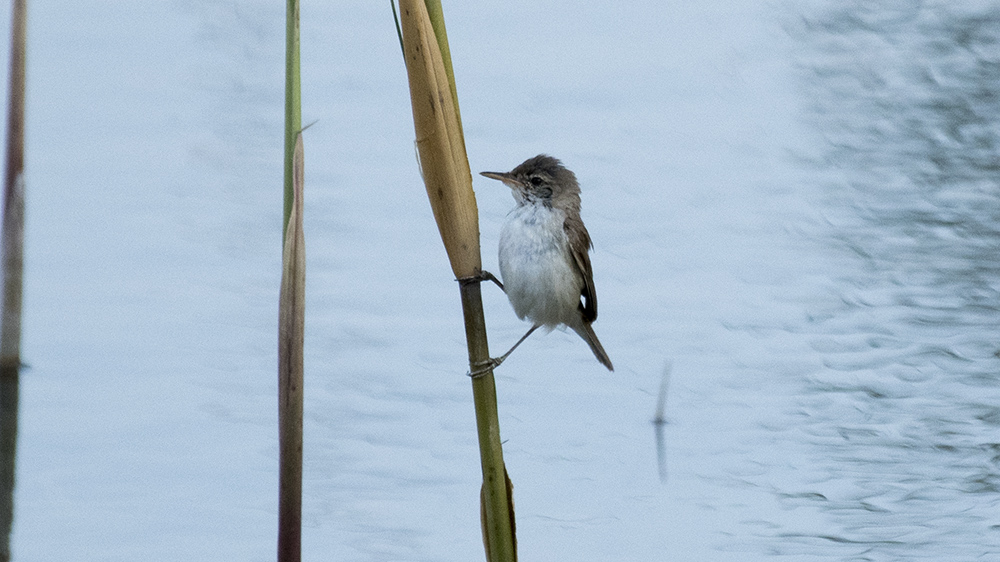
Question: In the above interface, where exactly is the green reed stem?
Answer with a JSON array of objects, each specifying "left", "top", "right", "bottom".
[
  {"left": 282, "top": 0, "right": 302, "bottom": 239},
  {"left": 278, "top": 1, "right": 304, "bottom": 561}
]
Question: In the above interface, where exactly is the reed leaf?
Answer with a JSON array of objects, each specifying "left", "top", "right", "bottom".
[{"left": 277, "top": 132, "right": 305, "bottom": 562}]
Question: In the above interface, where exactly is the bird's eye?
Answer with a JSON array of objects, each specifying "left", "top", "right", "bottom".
[{"left": 529, "top": 176, "right": 544, "bottom": 187}]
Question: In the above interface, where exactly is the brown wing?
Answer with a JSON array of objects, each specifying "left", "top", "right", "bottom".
[{"left": 564, "top": 214, "right": 597, "bottom": 322}]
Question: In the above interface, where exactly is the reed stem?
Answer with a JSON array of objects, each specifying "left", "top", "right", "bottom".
[
  {"left": 399, "top": 2, "right": 517, "bottom": 559},
  {"left": 277, "top": 1, "right": 304, "bottom": 561},
  {"left": 282, "top": 0, "right": 302, "bottom": 239},
  {"left": 0, "top": 2, "right": 27, "bottom": 560}
]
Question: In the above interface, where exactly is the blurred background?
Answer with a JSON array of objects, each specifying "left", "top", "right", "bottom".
[{"left": 2, "top": 0, "right": 1000, "bottom": 560}]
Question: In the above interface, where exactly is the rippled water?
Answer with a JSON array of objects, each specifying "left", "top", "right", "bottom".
[
  {"left": 766, "top": 1, "right": 1000, "bottom": 558},
  {"left": 5, "top": 1, "right": 1000, "bottom": 561}
]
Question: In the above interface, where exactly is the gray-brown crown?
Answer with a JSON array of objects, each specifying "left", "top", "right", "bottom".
[{"left": 481, "top": 154, "right": 581, "bottom": 212}]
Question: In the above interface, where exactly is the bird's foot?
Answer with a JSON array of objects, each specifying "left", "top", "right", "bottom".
[
  {"left": 467, "top": 357, "right": 504, "bottom": 379},
  {"left": 456, "top": 268, "right": 504, "bottom": 291}
]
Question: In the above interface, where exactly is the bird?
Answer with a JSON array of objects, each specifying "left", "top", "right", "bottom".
[{"left": 476, "top": 154, "right": 613, "bottom": 372}]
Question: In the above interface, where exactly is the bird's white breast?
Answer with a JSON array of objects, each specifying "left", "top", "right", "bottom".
[{"left": 498, "top": 202, "right": 583, "bottom": 328}]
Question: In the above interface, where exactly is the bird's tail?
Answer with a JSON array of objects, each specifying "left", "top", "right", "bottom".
[{"left": 572, "top": 321, "right": 614, "bottom": 371}]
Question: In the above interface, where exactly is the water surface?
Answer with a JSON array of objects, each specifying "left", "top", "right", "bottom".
[{"left": 3, "top": 1, "right": 999, "bottom": 560}]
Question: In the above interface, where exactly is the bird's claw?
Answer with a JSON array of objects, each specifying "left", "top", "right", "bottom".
[
  {"left": 467, "top": 357, "right": 503, "bottom": 378},
  {"left": 456, "top": 268, "right": 504, "bottom": 291}
]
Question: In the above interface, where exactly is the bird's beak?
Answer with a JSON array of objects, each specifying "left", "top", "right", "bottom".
[{"left": 480, "top": 171, "right": 521, "bottom": 189}]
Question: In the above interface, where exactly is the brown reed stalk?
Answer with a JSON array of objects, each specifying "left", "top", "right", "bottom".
[{"left": 399, "top": 2, "right": 516, "bottom": 560}]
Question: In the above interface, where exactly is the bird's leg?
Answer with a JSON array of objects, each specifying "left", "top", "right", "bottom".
[
  {"left": 468, "top": 324, "right": 541, "bottom": 378},
  {"left": 456, "top": 268, "right": 504, "bottom": 292}
]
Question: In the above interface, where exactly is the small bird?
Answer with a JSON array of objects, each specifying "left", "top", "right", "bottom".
[{"left": 478, "top": 154, "right": 613, "bottom": 371}]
